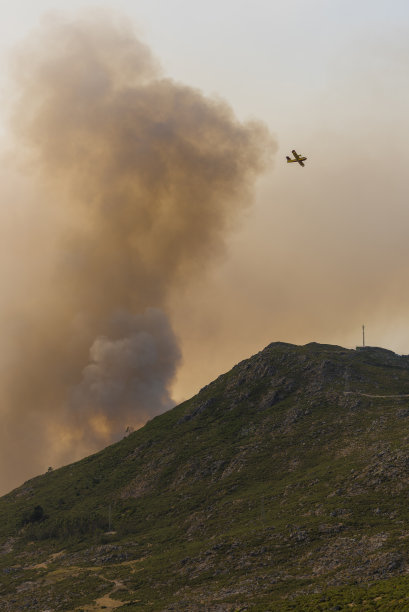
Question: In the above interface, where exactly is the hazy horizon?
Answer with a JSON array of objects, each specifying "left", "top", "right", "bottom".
[{"left": 1, "top": 1, "right": 409, "bottom": 493}]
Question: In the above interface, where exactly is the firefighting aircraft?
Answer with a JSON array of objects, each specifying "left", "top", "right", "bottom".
[{"left": 286, "top": 150, "right": 307, "bottom": 167}]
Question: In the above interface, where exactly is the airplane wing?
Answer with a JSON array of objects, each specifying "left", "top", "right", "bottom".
[{"left": 287, "top": 150, "right": 307, "bottom": 165}]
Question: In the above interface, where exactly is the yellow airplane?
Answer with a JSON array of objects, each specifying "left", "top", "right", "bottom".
[{"left": 286, "top": 149, "right": 307, "bottom": 167}]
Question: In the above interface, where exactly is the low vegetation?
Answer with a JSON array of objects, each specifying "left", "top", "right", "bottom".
[{"left": 2, "top": 342, "right": 409, "bottom": 610}]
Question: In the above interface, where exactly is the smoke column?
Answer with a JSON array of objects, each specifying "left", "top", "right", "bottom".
[{"left": 0, "top": 11, "right": 273, "bottom": 494}]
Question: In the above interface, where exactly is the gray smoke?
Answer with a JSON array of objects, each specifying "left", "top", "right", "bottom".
[
  {"left": 70, "top": 308, "right": 181, "bottom": 443},
  {"left": 0, "top": 10, "right": 273, "bottom": 494}
]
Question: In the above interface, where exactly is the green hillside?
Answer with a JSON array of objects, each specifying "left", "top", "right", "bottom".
[{"left": 2, "top": 342, "right": 409, "bottom": 610}]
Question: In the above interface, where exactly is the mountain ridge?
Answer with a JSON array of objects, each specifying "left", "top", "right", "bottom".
[{"left": 2, "top": 341, "right": 409, "bottom": 610}]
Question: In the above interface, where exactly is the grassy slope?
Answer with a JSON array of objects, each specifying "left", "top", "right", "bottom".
[{"left": 2, "top": 342, "right": 409, "bottom": 610}]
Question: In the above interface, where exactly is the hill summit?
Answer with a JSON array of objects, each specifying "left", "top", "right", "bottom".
[{"left": 3, "top": 341, "right": 409, "bottom": 610}]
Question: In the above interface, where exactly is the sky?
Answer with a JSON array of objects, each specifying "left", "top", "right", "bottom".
[{"left": 0, "top": 1, "right": 409, "bottom": 492}]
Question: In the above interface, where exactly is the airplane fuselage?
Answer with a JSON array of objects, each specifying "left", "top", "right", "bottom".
[{"left": 286, "top": 150, "right": 307, "bottom": 166}]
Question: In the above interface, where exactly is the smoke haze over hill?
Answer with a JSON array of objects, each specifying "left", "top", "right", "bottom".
[
  {"left": 3, "top": 6, "right": 408, "bottom": 498},
  {"left": 0, "top": 11, "right": 273, "bottom": 494}
]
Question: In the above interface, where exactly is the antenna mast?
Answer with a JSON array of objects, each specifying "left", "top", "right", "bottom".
[{"left": 362, "top": 325, "right": 365, "bottom": 347}]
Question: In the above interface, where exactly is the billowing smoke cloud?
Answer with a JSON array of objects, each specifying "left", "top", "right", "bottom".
[
  {"left": 70, "top": 308, "right": 181, "bottom": 443},
  {"left": 0, "top": 11, "right": 273, "bottom": 493}
]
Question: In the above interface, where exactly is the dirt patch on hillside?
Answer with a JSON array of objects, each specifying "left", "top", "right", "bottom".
[{"left": 75, "top": 593, "right": 126, "bottom": 611}]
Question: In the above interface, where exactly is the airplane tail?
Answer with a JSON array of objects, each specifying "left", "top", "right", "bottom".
[{"left": 286, "top": 156, "right": 291, "bottom": 161}]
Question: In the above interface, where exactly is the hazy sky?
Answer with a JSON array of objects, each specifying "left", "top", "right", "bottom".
[{"left": 0, "top": 1, "right": 409, "bottom": 491}]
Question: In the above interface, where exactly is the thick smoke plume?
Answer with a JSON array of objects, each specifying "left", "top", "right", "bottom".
[
  {"left": 0, "top": 12, "right": 272, "bottom": 493},
  {"left": 70, "top": 308, "right": 181, "bottom": 444}
]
